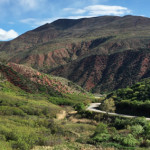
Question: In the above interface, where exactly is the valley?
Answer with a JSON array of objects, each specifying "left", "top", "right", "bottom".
[{"left": 1, "top": 15, "right": 150, "bottom": 149}]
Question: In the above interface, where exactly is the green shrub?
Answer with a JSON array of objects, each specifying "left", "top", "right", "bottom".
[
  {"left": 113, "top": 134, "right": 139, "bottom": 147},
  {"left": 92, "top": 122, "right": 111, "bottom": 143},
  {"left": 121, "top": 134, "right": 139, "bottom": 147},
  {"left": 100, "top": 98, "right": 116, "bottom": 113},
  {"left": 74, "top": 103, "right": 85, "bottom": 112},
  {"left": 145, "top": 139, "right": 150, "bottom": 147},
  {"left": 113, "top": 118, "right": 129, "bottom": 129},
  {"left": 113, "top": 134, "right": 123, "bottom": 142},
  {"left": 9, "top": 131, "right": 38, "bottom": 150},
  {"left": 94, "top": 123, "right": 108, "bottom": 135},
  {"left": 131, "top": 125, "right": 144, "bottom": 136},
  {"left": 0, "top": 141, "right": 12, "bottom": 150},
  {"left": 130, "top": 117, "right": 147, "bottom": 126},
  {"left": 92, "top": 133, "right": 111, "bottom": 142},
  {"left": 0, "top": 106, "right": 26, "bottom": 116}
]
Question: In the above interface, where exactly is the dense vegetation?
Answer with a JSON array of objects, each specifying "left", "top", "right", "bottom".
[
  {"left": 0, "top": 70, "right": 94, "bottom": 150},
  {"left": 0, "top": 79, "right": 64, "bottom": 150},
  {"left": 91, "top": 117, "right": 150, "bottom": 149},
  {"left": 73, "top": 102, "right": 150, "bottom": 149},
  {"left": 106, "top": 78, "right": 150, "bottom": 117},
  {"left": 1, "top": 75, "right": 150, "bottom": 149},
  {"left": 1, "top": 15, "right": 150, "bottom": 149},
  {"left": 1, "top": 62, "right": 150, "bottom": 149}
]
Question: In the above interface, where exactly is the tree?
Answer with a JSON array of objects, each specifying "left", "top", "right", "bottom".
[
  {"left": 100, "top": 98, "right": 116, "bottom": 113},
  {"left": 92, "top": 123, "right": 111, "bottom": 142},
  {"left": 74, "top": 103, "right": 85, "bottom": 112}
]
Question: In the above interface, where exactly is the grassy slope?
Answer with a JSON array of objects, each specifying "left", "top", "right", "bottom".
[
  {"left": 0, "top": 63, "right": 95, "bottom": 150},
  {"left": 0, "top": 80, "right": 62, "bottom": 150},
  {"left": 1, "top": 71, "right": 150, "bottom": 150},
  {"left": 0, "top": 80, "right": 99, "bottom": 150}
]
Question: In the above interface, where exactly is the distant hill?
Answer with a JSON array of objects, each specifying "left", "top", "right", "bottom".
[
  {"left": 0, "top": 62, "right": 88, "bottom": 96},
  {"left": 1, "top": 15, "right": 150, "bottom": 92}
]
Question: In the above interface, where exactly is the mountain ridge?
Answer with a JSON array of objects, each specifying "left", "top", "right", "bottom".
[{"left": 1, "top": 15, "right": 150, "bottom": 92}]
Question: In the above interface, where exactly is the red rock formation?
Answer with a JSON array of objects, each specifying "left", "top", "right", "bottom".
[
  {"left": 50, "top": 50, "right": 150, "bottom": 92},
  {"left": 5, "top": 63, "right": 86, "bottom": 95}
]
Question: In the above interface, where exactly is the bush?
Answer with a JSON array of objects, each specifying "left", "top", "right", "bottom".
[
  {"left": 0, "top": 141, "right": 11, "bottom": 150},
  {"left": 92, "top": 122, "right": 111, "bottom": 143},
  {"left": 121, "top": 134, "right": 139, "bottom": 147},
  {"left": 10, "top": 131, "right": 38, "bottom": 150},
  {"left": 113, "top": 134, "right": 123, "bottom": 142},
  {"left": 113, "top": 118, "right": 129, "bottom": 129},
  {"left": 74, "top": 103, "right": 85, "bottom": 112},
  {"left": 94, "top": 123, "right": 108, "bottom": 135},
  {"left": 145, "top": 139, "right": 150, "bottom": 147},
  {"left": 130, "top": 117, "right": 147, "bottom": 126},
  {"left": 113, "top": 133, "right": 140, "bottom": 147},
  {"left": 0, "top": 106, "right": 26, "bottom": 116},
  {"left": 131, "top": 125, "right": 144, "bottom": 136},
  {"left": 92, "top": 133, "right": 111, "bottom": 142}
]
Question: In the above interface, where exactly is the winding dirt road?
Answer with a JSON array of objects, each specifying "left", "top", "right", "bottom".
[{"left": 87, "top": 103, "right": 150, "bottom": 121}]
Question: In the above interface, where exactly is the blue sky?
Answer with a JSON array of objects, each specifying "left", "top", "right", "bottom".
[{"left": 0, "top": 0, "right": 150, "bottom": 41}]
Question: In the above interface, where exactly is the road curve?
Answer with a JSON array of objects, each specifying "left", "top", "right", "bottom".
[{"left": 87, "top": 103, "right": 150, "bottom": 121}]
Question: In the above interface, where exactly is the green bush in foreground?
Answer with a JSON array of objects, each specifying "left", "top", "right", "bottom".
[{"left": 90, "top": 117, "right": 150, "bottom": 149}]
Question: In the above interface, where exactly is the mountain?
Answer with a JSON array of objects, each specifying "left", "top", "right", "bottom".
[
  {"left": 50, "top": 50, "right": 150, "bottom": 92},
  {"left": 1, "top": 15, "right": 150, "bottom": 92}
]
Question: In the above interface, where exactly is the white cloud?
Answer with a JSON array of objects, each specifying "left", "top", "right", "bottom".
[
  {"left": 20, "top": 4, "right": 130, "bottom": 28},
  {"left": 85, "top": 5, "right": 131, "bottom": 16},
  {"left": 73, "top": 9, "right": 86, "bottom": 15},
  {"left": 66, "top": 16, "right": 94, "bottom": 19},
  {"left": 63, "top": 8, "right": 86, "bottom": 15},
  {"left": 0, "top": 29, "right": 18, "bottom": 41},
  {"left": 64, "top": 4, "right": 131, "bottom": 16}
]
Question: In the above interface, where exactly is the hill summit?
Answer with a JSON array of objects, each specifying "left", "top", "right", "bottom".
[{"left": 1, "top": 15, "right": 150, "bottom": 92}]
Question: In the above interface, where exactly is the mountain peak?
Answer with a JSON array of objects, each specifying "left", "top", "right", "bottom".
[{"left": 32, "top": 15, "right": 150, "bottom": 33}]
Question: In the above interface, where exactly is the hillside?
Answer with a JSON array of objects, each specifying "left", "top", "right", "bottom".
[
  {"left": 1, "top": 15, "right": 150, "bottom": 92},
  {"left": 50, "top": 50, "right": 150, "bottom": 92},
  {"left": 2, "top": 63, "right": 150, "bottom": 150},
  {"left": 0, "top": 70, "right": 96, "bottom": 150},
  {"left": 0, "top": 62, "right": 88, "bottom": 96},
  {"left": 0, "top": 62, "right": 98, "bottom": 150},
  {"left": 105, "top": 78, "right": 150, "bottom": 117},
  {"left": 1, "top": 64, "right": 150, "bottom": 150}
]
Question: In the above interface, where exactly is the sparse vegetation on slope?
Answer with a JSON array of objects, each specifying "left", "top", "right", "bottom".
[{"left": 1, "top": 16, "right": 150, "bottom": 92}]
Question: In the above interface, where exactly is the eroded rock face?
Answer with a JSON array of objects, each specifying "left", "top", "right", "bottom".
[
  {"left": 50, "top": 50, "right": 150, "bottom": 92},
  {"left": 0, "top": 63, "right": 87, "bottom": 95},
  {"left": 9, "top": 38, "right": 150, "bottom": 72},
  {"left": 1, "top": 15, "right": 150, "bottom": 92}
]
